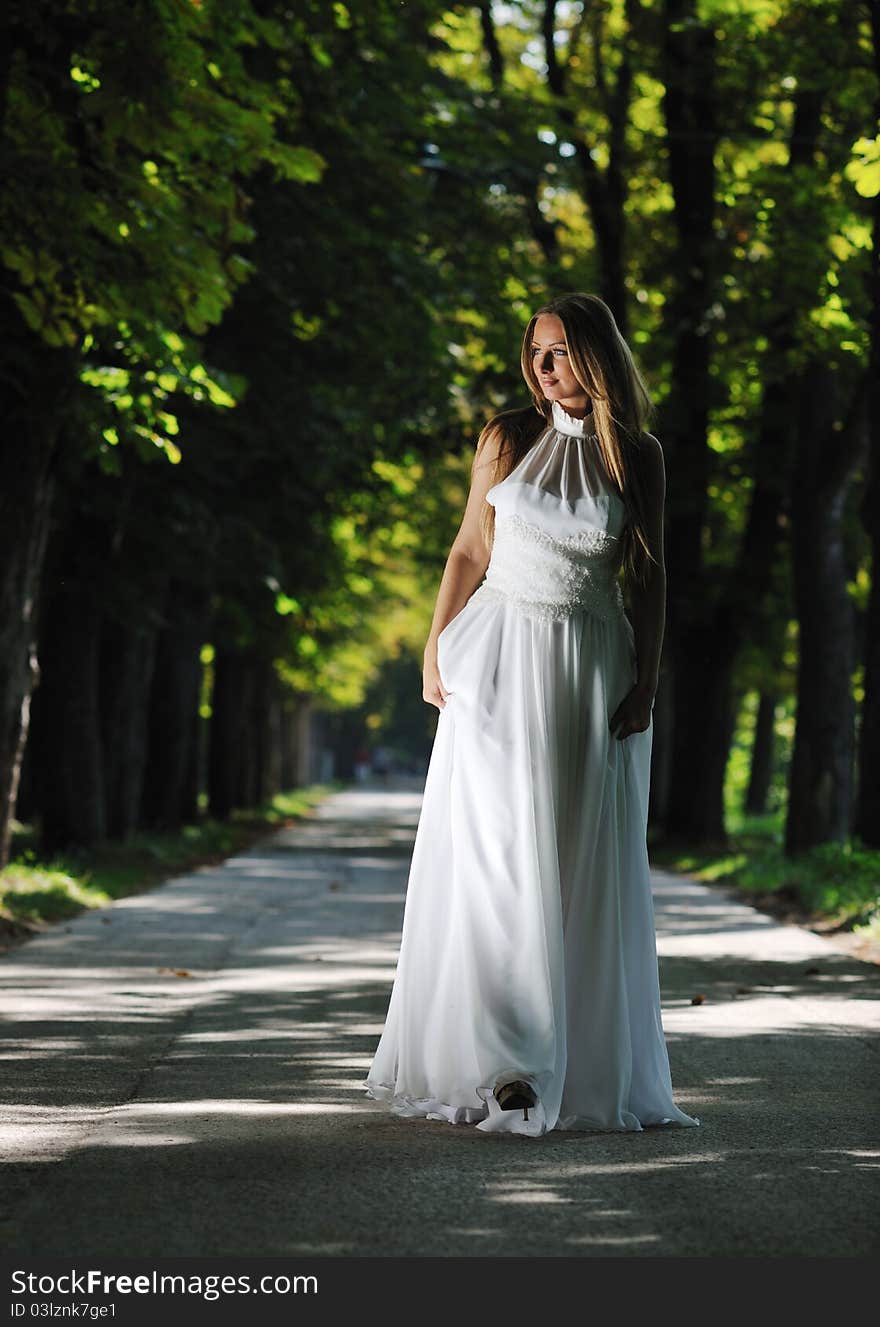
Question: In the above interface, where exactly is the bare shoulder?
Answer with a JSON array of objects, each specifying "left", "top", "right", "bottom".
[
  {"left": 451, "top": 410, "right": 540, "bottom": 563},
  {"left": 475, "top": 419, "right": 509, "bottom": 466}
]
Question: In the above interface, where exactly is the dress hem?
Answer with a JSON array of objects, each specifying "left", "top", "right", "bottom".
[{"left": 362, "top": 1078, "right": 700, "bottom": 1137}]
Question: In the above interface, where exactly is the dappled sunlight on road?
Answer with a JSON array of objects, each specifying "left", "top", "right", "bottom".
[{"left": 2, "top": 784, "right": 878, "bottom": 1257}]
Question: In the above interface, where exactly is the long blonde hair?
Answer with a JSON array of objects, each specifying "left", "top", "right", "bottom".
[{"left": 474, "top": 292, "right": 660, "bottom": 586}]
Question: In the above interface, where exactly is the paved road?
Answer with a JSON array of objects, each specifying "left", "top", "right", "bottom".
[{"left": 2, "top": 781, "right": 878, "bottom": 1257}]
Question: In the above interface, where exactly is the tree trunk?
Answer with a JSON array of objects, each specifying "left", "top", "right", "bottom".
[
  {"left": 240, "top": 654, "right": 283, "bottom": 809},
  {"left": 289, "top": 695, "right": 316, "bottom": 788},
  {"left": 279, "top": 698, "right": 299, "bottom": 791},
  {"left": 857, "top": 514, "right": 880, "bottom": 844},
  {"left": 249, "top": 657, "right": 273, "bottom": 808},
  {"left": 1, "top": 443, "right": 53, "bottom": 845},
  {"left": 280, "top": 693, "right": 317, "bottom": 791},
  {"left": 182, "top": 693, "right": 204, "bottom": 826},
  {"left": 0, "top": 319, "right": 77, "bottom": 867},
  {"left": 745, "top": 691, "right": 777, "bottom": 816},
  {"left": 264, "top": 666, "right": 283, "bottom": 802},
  {"left": 786, "top": 366, "right": 868, "bottom": 853},
  {"left": 141, "top": 580, "right": 212, "bottom": 831},
  {"left": 665, "top": 632, "right": 735, "bottom": 845},
  {"left": 855, "top": 0, "right": 880, "bottom": 845},
  {"left": 36, "top": 566, "right": 107, "bottom": 853},
  {"left": 208, "top": 646, "right": 249, "bottom": 821},
  {"left": 659, "top": 0, "right": 722, "bottom": 842},
  {"left": 100, "top": 614, "right": 160, "bottom": 841},
  {"left": 234, "top": 655, "right": 260, "bottom": 810},
  {"left": 659, "top": 8, "right": 838, "bottom": 846}
]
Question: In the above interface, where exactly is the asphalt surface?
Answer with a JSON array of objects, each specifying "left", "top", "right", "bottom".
[{"left": 1, "top": 779, "right": 878, "bottom": 1258}]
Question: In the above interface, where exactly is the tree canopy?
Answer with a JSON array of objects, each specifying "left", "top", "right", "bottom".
[{"left": 0, "top": 0, "right": 877, "bottom": 868}]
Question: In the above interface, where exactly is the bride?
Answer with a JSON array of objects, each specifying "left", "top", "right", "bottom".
[{"left": 363, "top": 292, "right": 699, "bottom": 1137}]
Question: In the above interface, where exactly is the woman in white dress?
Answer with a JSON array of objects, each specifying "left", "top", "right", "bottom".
[{"left": 363, "top": 292, "right": 699, "bottom": 1137}]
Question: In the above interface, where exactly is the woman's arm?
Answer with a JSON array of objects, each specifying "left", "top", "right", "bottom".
[
  {"left": 609, "top": 433, "right": 667, "bottom": 739},
  {"left": 423, "top": 427, "right": 505, "bottom": 710}
]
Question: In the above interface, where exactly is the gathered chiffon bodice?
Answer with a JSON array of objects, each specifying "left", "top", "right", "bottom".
[{"left": 471, "top": 398, "right": 628, "bottom": 625}]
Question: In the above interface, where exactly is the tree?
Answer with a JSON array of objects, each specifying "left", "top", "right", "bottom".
[{"left": 0, "top": 0, "right": 323, "bottom": 863}]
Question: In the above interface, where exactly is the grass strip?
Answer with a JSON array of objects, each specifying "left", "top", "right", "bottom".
[
  {"left": 651, "top": 810, "right": 880, "bottom": 947},
  {"left": 0, "top": 782, "right": 344, "bottom": 953}
]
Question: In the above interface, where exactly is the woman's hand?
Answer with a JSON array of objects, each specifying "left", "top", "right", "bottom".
[
  {"left": 609, "top": 682, "right": 655, "bottom": 741},
  {"left": 423, "top": 646, "right": 450, "bottom": 711}
]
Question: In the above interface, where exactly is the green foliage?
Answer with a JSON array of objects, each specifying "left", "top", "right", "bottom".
[
  {"left": 655, "top": 823, "right": 880, "bottom": 928},
  {"left": 652, "top": 682, "right": 879, "bottom": 925},
  {"left": 151, "top": 0, "right": 547, "bottom": 688},
  {"left": 725, "top": 687, "right": 796, "bottom": 818},
  {"left": 274, "top": 447, "right": 471, "bottom": 708},
  {"left": 2, "top": 2, "right": 875, "bottom": 856},
  {"left": 846, "top": 135, "right": 880, "bottom": 198},
  {"left": 1, "top": 0, "right": 325, "bottom": 346},
  {"left": 79, "top": 326, "right": 245, "bottom": 472},
  {"left": 1, "top": 0, "right": 328, "bottom": 487}
]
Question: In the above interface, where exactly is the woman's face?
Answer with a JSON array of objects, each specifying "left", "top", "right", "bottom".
[{"left": 530, "top": 314, "right": 590, "bottom": 412}]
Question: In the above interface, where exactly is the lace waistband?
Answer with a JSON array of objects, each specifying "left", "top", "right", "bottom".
[
  {"left": 470, "top": 579, "right": 625, "bottom": 624},
  {"left": 479, "top": 512, "right": 626, "bottom": 624}
]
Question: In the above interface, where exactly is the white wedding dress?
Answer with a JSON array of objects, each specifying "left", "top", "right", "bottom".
[{"left": 363, "top": 398, "right": 699, "bottom": 1136}]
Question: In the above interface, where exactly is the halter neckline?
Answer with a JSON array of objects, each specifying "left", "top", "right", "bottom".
[{"left": 551, "top": 398, "right": 597, "bottom": 438}]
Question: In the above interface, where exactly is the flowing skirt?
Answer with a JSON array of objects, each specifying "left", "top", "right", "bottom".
[{"left": 363, "top": 587, "right": 700, "bottom": 1136}]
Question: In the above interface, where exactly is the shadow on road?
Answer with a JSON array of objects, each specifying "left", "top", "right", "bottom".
[{"left": 1, "top": 786, "right": 877, "bottom": 1257}]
